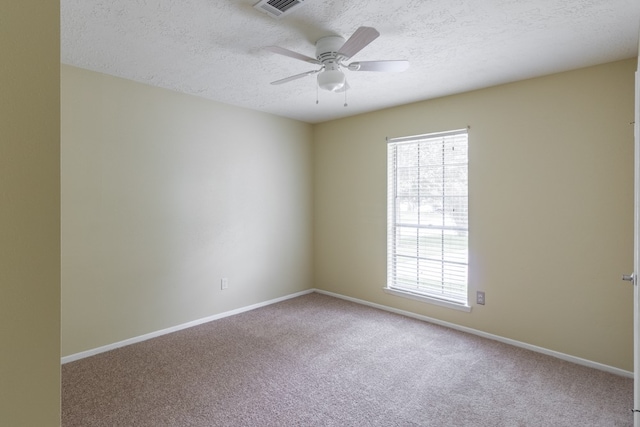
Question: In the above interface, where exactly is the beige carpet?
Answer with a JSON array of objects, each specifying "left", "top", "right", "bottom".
[{"left": 62, "top": 293, "right": 633, "bottom": 426}]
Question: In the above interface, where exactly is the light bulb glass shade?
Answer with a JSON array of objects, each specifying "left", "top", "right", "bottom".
[{"left": 317, "top": 70, "right": 345, "bottom": 92}]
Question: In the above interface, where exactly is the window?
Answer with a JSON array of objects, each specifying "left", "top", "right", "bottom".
[{"left": 386, "top": 129, "right": 469, "bottom": 310}]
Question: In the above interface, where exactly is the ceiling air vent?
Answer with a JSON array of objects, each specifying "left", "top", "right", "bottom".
[{"left": 253, "top": 0, "right": 307, "bottom": 19}]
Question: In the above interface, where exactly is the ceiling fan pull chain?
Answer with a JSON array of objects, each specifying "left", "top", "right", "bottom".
[
  {"left": 316, "top": 84, "right": 319, "bottom": 104},
  {"left": 344, "top": 81, "right": 348, "bottom": 107}
]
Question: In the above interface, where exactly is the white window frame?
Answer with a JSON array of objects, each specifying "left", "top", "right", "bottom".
[{"left": 385, "top": 129, "right": 470, "bottom": 312}]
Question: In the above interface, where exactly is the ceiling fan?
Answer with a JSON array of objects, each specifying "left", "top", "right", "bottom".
[{"left": 265, "top": 26, "right": 409, "bottom": 93}]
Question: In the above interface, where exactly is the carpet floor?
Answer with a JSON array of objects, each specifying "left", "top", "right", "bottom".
[{"left": 62, "top": 292, "right": 633, "bottom": 426}]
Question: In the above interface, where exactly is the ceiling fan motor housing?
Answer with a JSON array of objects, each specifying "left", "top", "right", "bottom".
[
  {"left": 315, "top": 36, "right": 346, "bottom": 92},
  {"left": 315, "top": 36, "right": 345, "bottom": 61}
]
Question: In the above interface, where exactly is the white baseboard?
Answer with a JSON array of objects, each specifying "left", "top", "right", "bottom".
[
  {"left": 61, "top": 289, "right": 314, "bottom": 364},
  {"left": 313, "top": 289, "right": 633, "bottom": 378},
  {"left": 62, "top": 287, "right": 634, "bottom": 379}
]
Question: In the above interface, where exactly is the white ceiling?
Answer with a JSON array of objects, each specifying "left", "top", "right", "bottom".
[{"left": 61, "top": 0, "right": 639, "bottom": 124}]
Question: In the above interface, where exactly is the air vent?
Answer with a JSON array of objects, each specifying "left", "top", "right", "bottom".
[{"left": 253, "top": 0, "right": 307, "bottom": 19}]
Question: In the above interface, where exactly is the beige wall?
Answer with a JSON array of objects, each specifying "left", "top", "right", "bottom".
[
  {"left": 314, "top": 59, "right": 636, "bottom": 371},
  {"left": 62, "top": 58, "right": 636, "bottom": 371},
  {"left": 0, "top": 2, "right": 61, "bottom": 425},
  {"left": 61, "top": 66, "right": 313, "bottom": 356}
]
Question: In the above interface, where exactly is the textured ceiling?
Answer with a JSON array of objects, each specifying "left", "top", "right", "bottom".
[{"left": 61, "top": 0, "right": 640, "bottom": 124}]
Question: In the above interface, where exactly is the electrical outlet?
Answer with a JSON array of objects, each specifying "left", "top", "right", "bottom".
[
  {"left": 221, "top": 277, "right": 229, "bottom": 290},
  {"left": 477, "top": 291, "right": 485, "bottom": 305}
]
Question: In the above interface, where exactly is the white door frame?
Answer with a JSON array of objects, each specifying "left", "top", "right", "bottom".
[{"left": 634, "top": 64, "right": 639, "bottom": 427}]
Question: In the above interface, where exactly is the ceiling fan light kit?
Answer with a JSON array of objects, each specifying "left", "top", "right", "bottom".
[
  {"left": 266, "top": 26, "right": 409, "bottom": 96},
  {"left": 317, "top": 67, "right": 346, "bottom": 92}
]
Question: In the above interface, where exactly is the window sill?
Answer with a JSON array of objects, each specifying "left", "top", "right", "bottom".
[{"left": 383, "top": 287, "right": 472, "bottom": 312}]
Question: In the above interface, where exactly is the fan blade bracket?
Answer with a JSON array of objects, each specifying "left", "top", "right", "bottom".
[{"left": 347, "top": 60, "right": 410, "bottom": 72}]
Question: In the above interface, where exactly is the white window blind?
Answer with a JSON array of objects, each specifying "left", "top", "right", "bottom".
[{"left": 387, "top": 129, "right": 468, "bottom": 306}]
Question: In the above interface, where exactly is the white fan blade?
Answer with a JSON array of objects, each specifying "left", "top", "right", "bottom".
[
  {"left": 348, "top": 60, "right": 409, "bottom": 72},
  {"left": 337, "top": 27, "right": 380, "bottom": 59},
  {"left": 271, "top": 69, "right": 320, "bottom": 85},
  {"left": 264, "top": 46, "right": 322, "bottom": 65}
]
